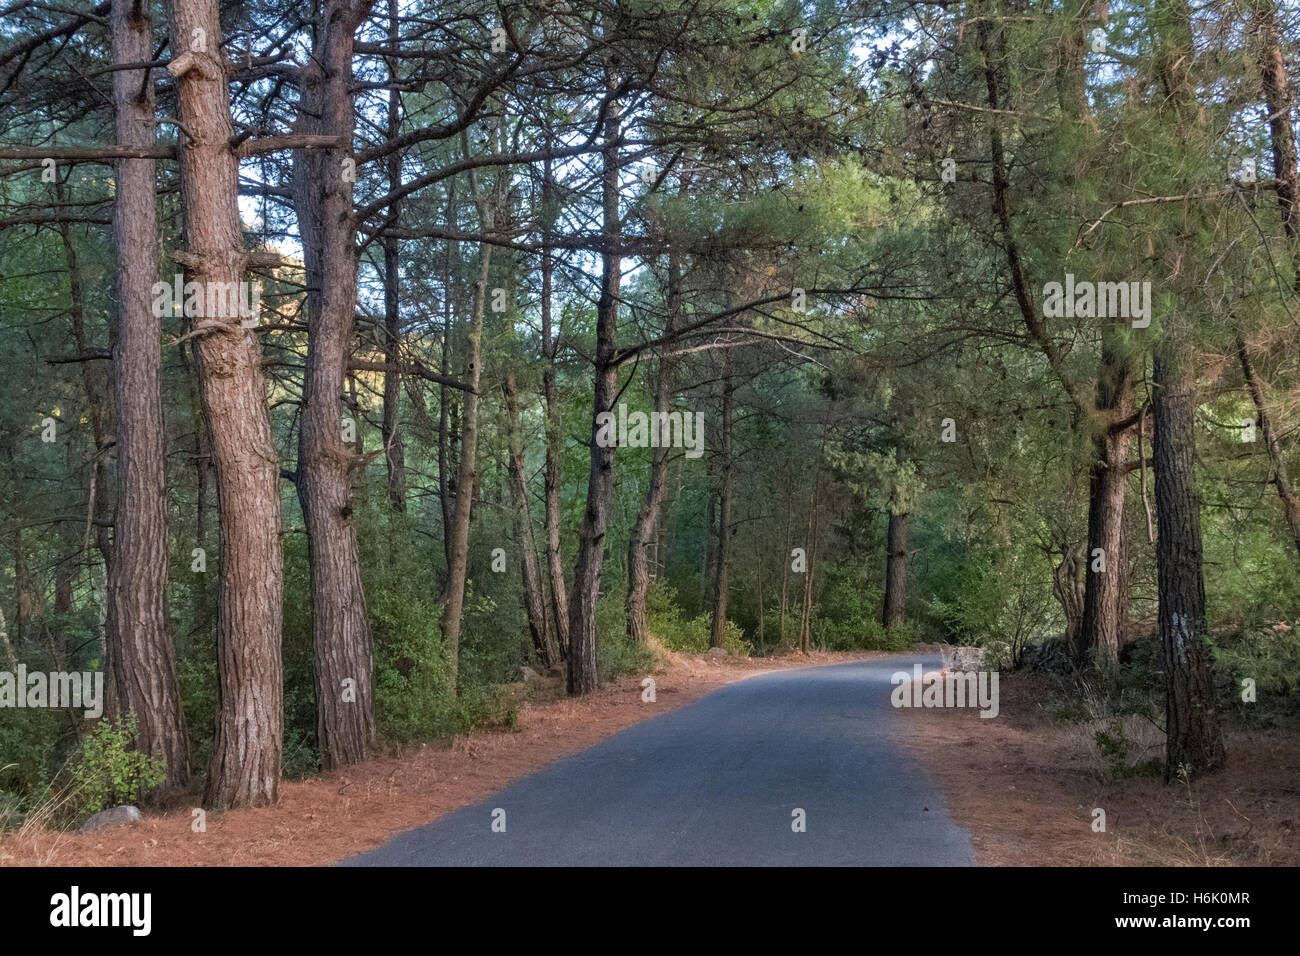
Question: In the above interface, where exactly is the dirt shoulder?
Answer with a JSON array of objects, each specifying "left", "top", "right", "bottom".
[
  {"left": 1, "top": 649, "right": 887, "bottom": 867},
  {"left": 895, "top": 670, "right": 1300, "bottom": 866}
]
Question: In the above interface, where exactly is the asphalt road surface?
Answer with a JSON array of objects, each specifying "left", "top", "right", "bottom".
[{"left": 344, "top": 655, "right": 976, "bottom": 866}]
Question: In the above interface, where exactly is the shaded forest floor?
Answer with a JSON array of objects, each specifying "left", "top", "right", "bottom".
[
  {"left": 900, "top": 671, "right": 1300, "bottom": 866},
  {"left": 0, "top": 648, "right": 887, "bottom": 866}
]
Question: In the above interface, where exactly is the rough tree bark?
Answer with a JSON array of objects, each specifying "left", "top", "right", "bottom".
[
  {"left": 1153, "top": 343, "right": 1225, "bottom": 778},
  {"left": 566, "top": 83, "right": 621, "bottom": 696},
  {"left": 108, "top": 0, "right": 188, "bottom": 789},
  {"left": 1151, "top": 0, "right": 1225, "bottom": 780},
  {"left": 1052, "top": 543, "right": 1086, "bottom": 648},
  {"left": 439, "top": 182, "right": 458, "bottom": 575},
  {"left": 1078, "top": 343, "right": 1133, "bottom": 670},
  {"left": 291, "top": 0, "right": 378, "bottom": 769},
  {"left": 55, "top": 189, "right": 116, "bottom": 704},
  {"left": 165, "top": 0, "right": 283, "bottom": 808}
]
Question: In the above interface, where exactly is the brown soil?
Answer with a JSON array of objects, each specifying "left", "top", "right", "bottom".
[
  {"left": 896, "top": 670, "right": 1300, "bottom": 866},
  {"left": 0, "top": 649, "right": 887, "bottom": 867}
]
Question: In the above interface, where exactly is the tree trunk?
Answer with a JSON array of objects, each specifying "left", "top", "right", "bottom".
[
  {"left": 541, "top": 156, "right": 569, "bottom": 659},
  {"left": 1252, "top": 0, "right": 1300, "bottom": 291},
  {"left": 882, "top": 510, "right": 909, "bottom": 628},
  {"left": 702, "top": 477, "right": 717, "bottom": 610},
  {"left": 184, "top": 340, "right": 212, "bottom": 645},
  {"left": 1150, "top": 0, "right": 1225, "bottom": 781},
  {"left": 1055, "top": 0, "right": 1093, "bottom": 120},
  {"left": 626, "top": 254, "right": 680, "bottom": 643},
  {"left": 439, "top": 163, "right": 490, "bottom": 686},
  {"left": 1078, "top": 439, "right": 1130, "bottom": 669},
  {"left": 381, "top": 234, "right": 406, "bottom": 513},
  {"left": 1153, "top": 343, "right": 1225, "bottom": 779},
  {"left": 1238, "top": 338, "right": 1300, "bottom": 558},
  {"left": 709, "top": 352, "right": 734, "bottom": 650},
  {"left": 1244, "top": 2, "right": 1300, "bottom": 558},
  {"left": 380, "top": 0, "right": 405, "bottom": 514},
  {"left": 566, "top": 84, "right": 621, "bottom": 696},
  {"left": 1052, "top": 544, "right": 1085, "bottom": 648},
  {"left": 780, "top": 484, "right": 791, "bottom": 644},
  {"left": 108, "top": 0, "right": 188, "bottom": 789},
  {"left": 798, "top": 475, "right": 818, "bottom": 653},
  {"left": 1078, "top": 346, "right": 1133, "bottom": 671},
  {"left": 291, "top": 0, "right": 377, "bottom": 770},
  {"left": 438, "top": 182, "right": 457, "bottom": 574},
  {"left": 504, "top": 372, "right": 559, "bottom": 667},
  {"left": 165, "top": 0, "right": 283, "bottom": 808},
  {"left": 56, "top": 191, "right": 116, "bottom": 701}
]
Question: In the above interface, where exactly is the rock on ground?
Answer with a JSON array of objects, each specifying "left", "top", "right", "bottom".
[{"left": 78, "top": 805, "right": 141, "bottom": 833}]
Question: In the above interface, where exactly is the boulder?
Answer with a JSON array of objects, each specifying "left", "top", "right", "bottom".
[
  {"left": 78, "top": 805, "right": 141, "bottom": 833},
  {"left": 707, "top": 647, "right": 728, "bottom": 658},
  {"left": 520, "top": 666, "right": 543, "bottom": 683}
]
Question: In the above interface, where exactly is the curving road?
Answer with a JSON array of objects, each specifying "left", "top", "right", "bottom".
[{"left": 343, "top": 655, "right": 975, "bottom": 866}]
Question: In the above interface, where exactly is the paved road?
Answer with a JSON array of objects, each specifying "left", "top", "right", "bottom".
[{"left": 344, "top": 655, "right": 975, "bottom": 866}]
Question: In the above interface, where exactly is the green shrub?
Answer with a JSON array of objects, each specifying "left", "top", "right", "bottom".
[
  {"left": 805, "top": 565, "right": 915, "bottom": 651},
  {"left": 0, "top": 703, "right": 60, "bottom": 816},
  {"left": 453, "top": 683, "right": 520, "bottom": 732},
  {"left": 1213, "top": 622, "right": 1300, "bottom": 698},
  {"left": 814, "top": 566, "right": 882, "bottom": 645},
  {"left": 598, "top": 629, "right": 660, "bottom": 680},
  {"left": 644, "top": 582, "right": 750, "bottom": 655},
  {"left": 596, "top": 589, "right": 660, "bottom": 678},
  {"left": 69, "top": 715, "right": 166, "bottom": 818},
  {"left": 177, "top": 648, "right": 216, "bottom": 778},
  {"left": 1093, "top": 719, "right": 1163, "bottom": 782}
]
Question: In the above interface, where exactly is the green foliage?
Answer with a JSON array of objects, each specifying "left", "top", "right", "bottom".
[
  {"left": 68, "top": 715, "right": 166, "bottom": 819},
  {"left": 924, "top": 537, "right": 1059, "bottom": 659},
  {"left": 925, "top": 546, "right": 1002, "bottom": 644},
  {"left": 359, "top": 508, "right": 458, "bottom": 745},
  {"left": 1213, "top": 623, "right": 1300, "bottom": 705},
  {"left": 594, "top": 590, "right": 660, "bottom": 679},
  {"left": 811, "top": 565, "right": 907, "bottom": 651},
  {"left": 0, "top": 705, "right": 60, "bottom": 823},
  {"left": 644, "top": 582, "right": 750, "bottom": 656},
  {"left": 177, "top": 646, "right": 217, "bottom": 780},
  {"left": 1093, "top": 720, "right": 1164, "bottom": 783},
  {"left": 280, "top": 531, "right": 321, "bottom": 777}
]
